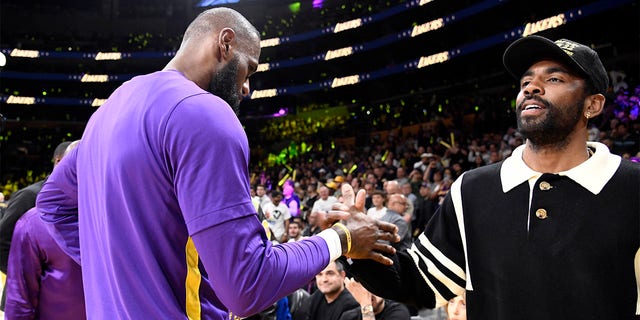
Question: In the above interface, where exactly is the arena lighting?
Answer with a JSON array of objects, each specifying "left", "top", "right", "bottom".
[
  {"left": 2, "top": 0, "right": 632, "bottom": 105},
  {"left": 260, "top": 38, "right": 280, "bottom": 48},
  {"left": 333, "top": 18, "right": 362, "bottom": 33},
  {"left": 80, "top": 74, "right": 109, "bottom": 82},
  {"left": 257, "top": 63, "right": 270, "bottom": 72},
  {"left": 331, "top": 75, "right": 360, "bottom": 88},
  {"left": 251, "top": 89, "right": 278, "bottom": 99},
  {"left": 324, "top": 46, "right": 353, "bottom": 60},
  {"left": 10, "top": 49, "right": 39, "bottom": 58},
  {"left": 91, "top": 98, "right": 107, "bottom": 107},
  {"left": 94, "top": 52, "right": 122, "bottom": 60},
  {"left": 6, "top": 95, "right": 36, "bottom": 105},
  {"left": 419, "top": 0, "right": 435, "bottom": 5},
  {"left": 411, "top": 18, "right": 444, "bottom": 37},
  {"left": 0, "top": 52, "right": 6, "bottom": 67},
  {"left": 522, "top": 13, "right": 566, "bottom": 37},
  {"left": 197, "top": 0, "right": 240, "bottom": 7},
  {"left": 417, "top": 51, "right": 449, "bottom": 68},
  {"left": 312, "top": 0, "right": 324, "bottom": 9}
]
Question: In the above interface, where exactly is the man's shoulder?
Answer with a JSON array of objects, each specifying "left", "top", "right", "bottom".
[
  {"left": 12, "top": 180, "right": 45, "bottom": 198},
  {"left": 381, "top": 210, "right": 404, "bottom": 223},
  {"left": 459, "top": 162, "right": 502, "bottom": 185}
]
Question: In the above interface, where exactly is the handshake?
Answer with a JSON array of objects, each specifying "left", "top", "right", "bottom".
[{"left": 318, "top": 184, "right": 401, "bottom": 266}]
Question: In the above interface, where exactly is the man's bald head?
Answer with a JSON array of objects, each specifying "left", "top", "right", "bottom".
[{"left": 181, "top": 7, "right": 260, "bottom": 52}]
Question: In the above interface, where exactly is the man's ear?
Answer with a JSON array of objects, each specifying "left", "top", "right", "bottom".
[
  {"left": 217, "top": 28, "right": 236, "bottom": 62},
  {"left": 585, "top": 93, "right": 605, "bottom": 119}
]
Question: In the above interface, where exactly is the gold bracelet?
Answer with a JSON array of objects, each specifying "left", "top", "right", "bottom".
[{"left": 333, "top": 222, "right": 351, "bottom": 254}]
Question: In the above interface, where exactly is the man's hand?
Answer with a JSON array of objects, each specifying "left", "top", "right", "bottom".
[
  {"left": 328, "top": 184, "right": 400, "bottom": 266},
  {"left": 344, "top": 277, "right": 372, "bottom": 306}
]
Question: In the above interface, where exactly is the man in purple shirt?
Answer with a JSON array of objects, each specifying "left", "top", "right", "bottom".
[
  {"left": 5, "top": 207, "right": 85, "bottom": 320},
  {"left": 36, "top": 7, "right": 398, "bottom": 319}
]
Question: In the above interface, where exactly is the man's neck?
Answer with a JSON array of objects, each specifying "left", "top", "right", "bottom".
[
  {"left": 324, "top": 288, "right": 343, "bottom": 304},
  {"left": 522, "top": 139, "right": 591, "bottom": 173}
]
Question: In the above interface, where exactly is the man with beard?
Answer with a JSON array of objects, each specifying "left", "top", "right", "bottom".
[
  {"left": 341, "top": 35, "right": 640, "bottom": 319},
  {"left": 34, "top": 8, "right": 399, "bottom": 319}
]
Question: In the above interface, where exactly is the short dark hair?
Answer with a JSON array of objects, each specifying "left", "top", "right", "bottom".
[{"left": 53, "top": 141, "right": 72, "bottom": 160}]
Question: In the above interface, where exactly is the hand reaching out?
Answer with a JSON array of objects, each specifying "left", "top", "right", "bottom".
[{"left": 327, "top": 184, "right": 400, "bottom": 266}]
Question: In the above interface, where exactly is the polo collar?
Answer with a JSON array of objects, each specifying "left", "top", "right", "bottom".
[{"left": 501, "top": 142, "right": 621, "bottom": 194}]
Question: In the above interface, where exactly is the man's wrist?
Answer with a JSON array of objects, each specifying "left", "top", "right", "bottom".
[
  {"left": 331, "top": 222, "right": 351, "bottom": 255},
  {"left": 361, "top": 304, "right": 375, "bottom": 319}
]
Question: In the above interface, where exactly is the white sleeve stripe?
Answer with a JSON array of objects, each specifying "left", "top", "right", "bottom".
[
  {"left": 416, "top": 230, "right": 466, "bottom": 280},
  {"left": 407, "top": 247, "right": 450, "bottom": 307},
  {"left": 410, "top": 242, "right": 465, "bottom": 302},
  {"left": 451, "top": 173, "right": 473, "bottom": 290}
]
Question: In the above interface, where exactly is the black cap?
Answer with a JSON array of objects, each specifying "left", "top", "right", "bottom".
[{"left": 503, "top": 35, "right": 608, "bottom": 94}]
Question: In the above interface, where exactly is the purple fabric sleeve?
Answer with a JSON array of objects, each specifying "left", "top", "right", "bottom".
[
  {"left": 36, "top": 146, "right": 81, "bottom": 264},
  {"left": 5, "top": 209, "right": 41, "bottom": 319},
  {"left": 192, "top": 214, "right": 330, "bottom": 317}
]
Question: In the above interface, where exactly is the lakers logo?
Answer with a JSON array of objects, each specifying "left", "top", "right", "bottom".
[{"left": 555, "top": 40, "right": 579, "bottom": 56}]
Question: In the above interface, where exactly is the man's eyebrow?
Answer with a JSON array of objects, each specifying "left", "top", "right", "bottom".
[{"left": 521, "top": 65, "right": 572, "bottom": 78}]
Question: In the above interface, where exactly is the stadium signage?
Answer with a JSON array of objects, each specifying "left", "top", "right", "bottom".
[
  {"left": 411, "top": 18, "right": 444, "bottom": 37},
  {"left": 95, "top": 52, "right": 122, "bottom": 60},
  {"left": 523, "top": 14, "right": 566, "bottom": 37},
  {"left": 333, "top": 18, "right": 362, "bottom": 33},
  {"left": 251, "top": 89, "right": 278, "bottom": 99},
  {"left": 257, "top": 63, "right": 270, "bottom": 72},
  {"left": 331, "top": 75, "right": 360, "bottom": 88},
  {"left": 6, "top": 95, "right": 35, "bottom": 104},
  {"left": 10, "top": 49, "right": 39, "bottom": 58},
  {"left": 91, "top": 98, "right": 107, "bottom": 107},
  {"left": 260, "top": 38, "right": 280, "bottom": 48},
  {"left": 418, "top": 51, "right": 449, "bottom": 68},
  {"left": 81, "top": 74, "right": 109, "bottom": 82},
  {"left": 325, "top": 47, "right": 354, "bottom": 60}
]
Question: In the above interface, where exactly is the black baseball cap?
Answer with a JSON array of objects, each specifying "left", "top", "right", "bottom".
[{"left": 503, "top": 35, "right": 608, "bottom": 94}]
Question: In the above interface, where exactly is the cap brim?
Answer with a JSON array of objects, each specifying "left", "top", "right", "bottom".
[{"left": 503, "top": 35, "right": 587, "bottom": 80}]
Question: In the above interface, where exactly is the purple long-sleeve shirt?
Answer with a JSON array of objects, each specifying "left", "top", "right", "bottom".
[
  {"left": 5, "top": 208, "right": 85, "bottom": 320},
  {"left": 36, "top": 70, "right": 338, "bottom": 319}
]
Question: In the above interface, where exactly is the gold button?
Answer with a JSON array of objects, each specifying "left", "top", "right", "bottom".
[
  {"left": 535, "top": 208, "right": 548, "bottom": 219},
  {"left": 539, "top": 181, "right": 552, "bottom": 190}
]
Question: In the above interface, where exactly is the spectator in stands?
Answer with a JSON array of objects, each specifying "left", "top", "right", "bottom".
[
  {"left": 287, "top": 221, "right": 304, "bottom": 242},
  {"left": 445, "top": 295, "right": 466, "bottom": 320},
  {"left": 379, "top": 194, "right": 412, "bottom": 251},
  {"left": 283, "top": 181, "right": 301, "bottom": 218},
  {"left": 412, "top": 182, "right": 435, "bottom": 237},
  {"left": 263, "top": 190, "right": 292, "bottom": 243},
  {"left": 612, "top": 122, "right": 639, "bottom": 157},
  {"left": 306, "top": 260, "right": 359, "bottom": 320},
  {"left": 384, "top": 180, "right": 413, "bottom": 224},
  {"left": 366, "top": 190, "right": 387, "bottom": 220},
  {"left": 342, "top": 278, "right": 411, "bottom": 320}
]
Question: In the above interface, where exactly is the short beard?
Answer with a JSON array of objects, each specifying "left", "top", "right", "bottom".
[
  {"left": 516, "top": 94, "right": 585, "bottom": 150},
  {"left": 209, "top": 56, "right": 241, "bottom": 114}
]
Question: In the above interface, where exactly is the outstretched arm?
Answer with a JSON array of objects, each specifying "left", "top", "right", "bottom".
[{"left": 337, "top": 183, "right": 466, "bottom": 309}]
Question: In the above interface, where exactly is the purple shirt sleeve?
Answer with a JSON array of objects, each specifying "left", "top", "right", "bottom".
[
  {"left": 5, "top": 208, "right": 42, "bottom": 319},
  {"left": 36, "top": 146, "right": 80, "bottom": 264},
  {"left": 5, "top": 208, "right": 86, "bottom": 320},
  {"left": 192, "top": 214, "right": 330, "bottom": 317}
]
